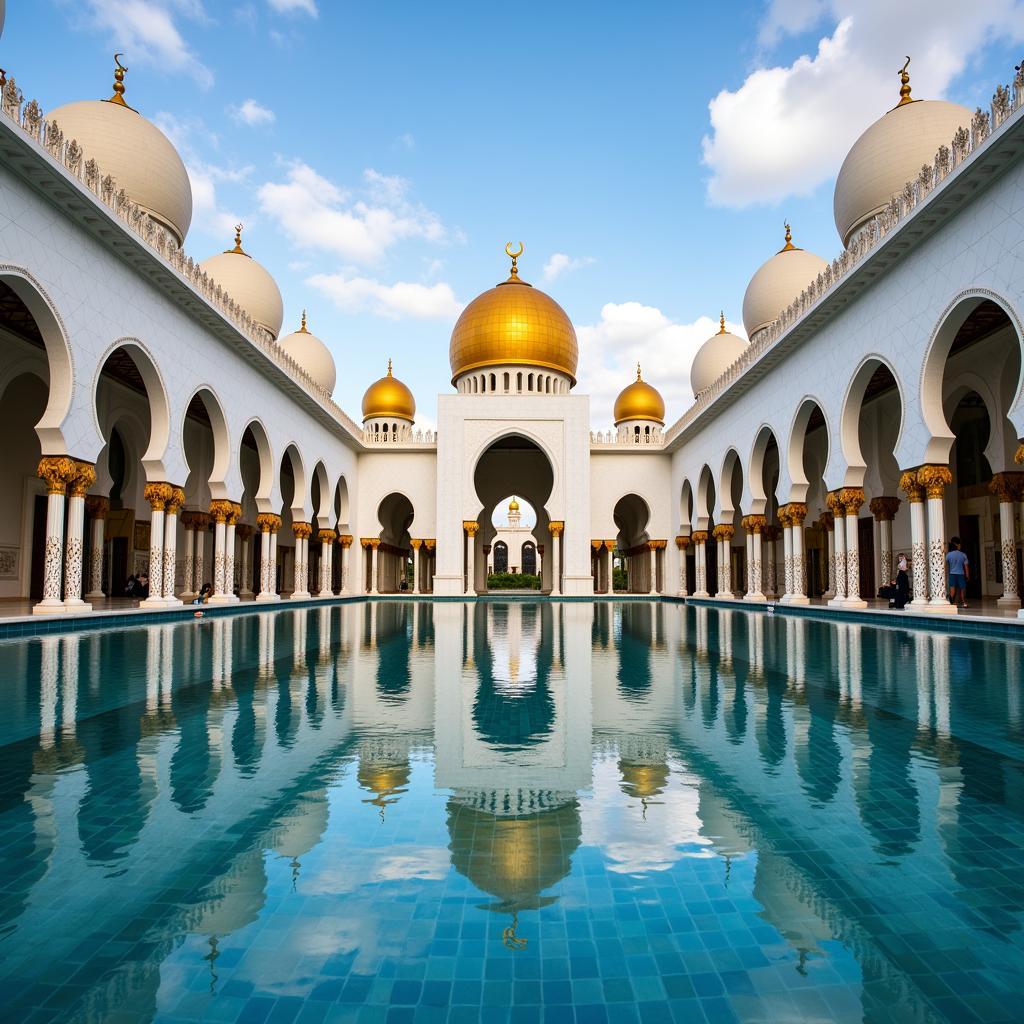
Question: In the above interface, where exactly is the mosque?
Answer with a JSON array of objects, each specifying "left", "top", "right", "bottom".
[{"left": 1, "top": 54, "right": 1023, "bottom": 619}]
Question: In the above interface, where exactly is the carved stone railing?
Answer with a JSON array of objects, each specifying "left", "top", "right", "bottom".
[
  {"left": 0, "top": 74, "right": 363, "bottom": 440},
  {"left": 590, "top": 429, "right": 665, "bottom": 446},
  {"left": 362, "top": 426, "right": 437, "bottom": 445},
  {"left": 676, "top": 62, "right": 1024, "bottom": 433}
]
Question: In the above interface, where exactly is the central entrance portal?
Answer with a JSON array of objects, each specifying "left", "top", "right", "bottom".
[{"left": 473, "top": 435, "right": 555, "bottom": 594}]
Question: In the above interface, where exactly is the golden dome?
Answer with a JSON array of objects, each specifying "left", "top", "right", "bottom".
[
  {"left": 613, "top": 364, "right": 665, "bottom": 426},
  {"left": 449, "top": 245, "right": 578, "bottom": 384},
  {"left": 619, "top": 760, "right": 670, "bottom": 800},
  {"left": 361, "top": 360, "right": 416, "bottom": 423},
  {"left": 509, "top": 497, "right": 520, "bottom": 511}
]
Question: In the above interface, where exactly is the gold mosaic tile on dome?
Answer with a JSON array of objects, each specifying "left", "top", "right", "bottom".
[{"left": 449, "top": 245, "right": 579, "bottom": 384}]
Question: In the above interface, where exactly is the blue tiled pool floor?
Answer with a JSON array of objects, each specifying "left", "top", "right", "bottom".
[{"left": 0, "top": 601, "right": 1022, "bottom": 1023}]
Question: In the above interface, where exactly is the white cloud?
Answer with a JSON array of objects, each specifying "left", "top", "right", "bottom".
[
  {"left": 542, "top": 252, "right": 596, "bottom": 283},
  {"left": 394, "top": 132, "right": 416, "bottom": 151},
  {"left": 702, "top": 0, "right": 1024, "bottom": 208},
  {"left": 267, "top": 0, "right": 317, "bottom": 15},
  {"left": 309, "top": 272, "right": 464, "bottom": 321},
  {"left": 80, "top": 0, "right": 213, "bottom": 88},
  {"left": 231, "top": 98, "right": 276, "bottom": 126},
  {"left": 575, "top": 303, "right": 745, "bottom": 428},
  {"left": 257, "top": 161, "right": 447, "bottom": 265}
]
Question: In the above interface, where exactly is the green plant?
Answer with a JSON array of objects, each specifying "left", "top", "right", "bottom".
[
  {"left": 612, "top": 568, "right": 629, "bottom": 591},
  {"left": 487, "top": 572, "right": 541, "bottom": 590}
]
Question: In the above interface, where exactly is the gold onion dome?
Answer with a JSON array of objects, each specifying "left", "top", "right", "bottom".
[
  {"left": 47, "top": 55, "right": 193, "bottom": 244},
  {"left": 834, "top": 58, "right": 970, "bottom": 247},
  {"left": 509, "top": 497, "right": 520, "bottom": 511},
  {"left": 361, "top": 359, "right": 416, "bottom": 423},
  {"left": 449, "top": 243, "right": 579, "bottom": 384},
  {"left": 199, "top": 225, "right": 285, "bottom": 338},
  {"left": 613, "top": 364, "right": 665, "bottom": 426}
]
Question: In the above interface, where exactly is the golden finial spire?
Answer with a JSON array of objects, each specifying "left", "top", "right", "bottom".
[
  {"left": 896, "top": 56, "right": 914, "bottom": 107},
  {"left": 505, "top": 241, "right": 524, "bottom": 281},
  {"left": 107, "top": 53, "right": 130, "bottom": 107},
  {"left": 299, "top": 309, "right": 308, "bottom": 333},
  {"left": 226, "top": 224, "right": 247, "bottom": 255},
  {"left": 719, "top": 311, "right": 726, "bottom": 334},
  {"left": 387, "top": 358, "right": 393, "bottom": 376},
  {"left": 781, "top": 222, "right": 796, "bottom": 252},
  {"left": 636, "top": 362, "right": 643, "bottom": 381}
]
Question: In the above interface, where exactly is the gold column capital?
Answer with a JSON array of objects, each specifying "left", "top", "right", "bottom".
[
  {"left": 37, "top": 456, "right": 78, "bottom": 495},
  {"left": 424, "top": 538, "right": 436, "bottom": 551},
  {"left": 85, "top": 495, "right": 110, "bottom": 519},
  {"left": 291, "top": 520, "right": 313, "bottom": 540},
  {"left": 208, "top": 498, "right": 235, "bottom": 523},
  {"left": 256, "top": 512, "right": 282, "bottom": 533},
  {"left": 548, "top": 520, "right": 564, "bottom": 537},
  {"left": 675, "top": 534, "right": 691, "bottom": 549},
  {"left": 916, "top": 464, "right": 953, "bottom": 498},
  {"left": 898, "top": 469, "right": 924, "bottom": 503},
  {"left": 145, "top": 482, "right": 174, "bottom": 511},
  {"left": 369, "top": 538, "right": 380, "bottom": 549},
  {"left": 690, "top": 530, "right": 708, "bottom": 543},
  {"left": 780, "top": 502, "right": 807, "bottom": 526},
  {"left": 712, "top": 524, "right": 735, "bottom": 541},
  {"left": 317, "top": 528, "right": 337, "bottom": 543},
  {"left": 869, "top": 495, "right": 901, "bottom": 521},
  {"left": 1015, "top": 442, "right": 1023, "bottom": 465},
  {"left": 838, "top": 486, "right": 866, "bottom": 514},
  {"left": 591, "top": 539, "right": 603, "bottom": 551},
  {"left": 337, "top": 533, "right": 354, "bottom": 548},
  {"left": 989, "top": 471, "right": 1024, "bottom": 502},
  {"left": 463, "top": 521, "right": 480, "bottom": 536},
  {"left": 166, "top": 486, "right": 187, "bottom": 516},
  {"left": 604, "top": 539, "right": 616, "bottom": 551}
]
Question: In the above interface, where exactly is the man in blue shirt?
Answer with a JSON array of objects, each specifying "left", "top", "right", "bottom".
[{"left": 945, "top": 537, "right": 970, "bottom": 609}]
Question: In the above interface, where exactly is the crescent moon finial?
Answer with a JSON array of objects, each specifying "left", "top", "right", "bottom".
[
  {"left": 109, "top": 52, "right": 130, "bottom": 106},
  {"left": 504, "top": 241, "right": 524, "bottom": 280}
]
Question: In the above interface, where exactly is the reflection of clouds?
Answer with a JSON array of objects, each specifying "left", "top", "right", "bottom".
[
  {"left": 580, "top": 755, "right": 713, "bottom": 874},
  {"left": 306, "top": 845, "right": 450, "bottom": 894},
  {"left": 487, "top": 604, "right": 540, "bottom": 695}
]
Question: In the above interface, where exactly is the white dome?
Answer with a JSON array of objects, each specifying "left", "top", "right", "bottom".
[
  {"left": 742, "top": 231, "right": 827, "bottom": 339},
  {"left": 278, "top": 312, "right": 336, "bottom": 394},
  {"left": 199, "top": 234, "right": 284, "bottom": 339},
  {"left": 835, "top": 98, "right": 970, "bottom": 246},
  {"left": 46, "top": 98, "right": 192, "bottom": 244},
  {"left": 690, "top": 319, "right": 748, "bottom": 398}
]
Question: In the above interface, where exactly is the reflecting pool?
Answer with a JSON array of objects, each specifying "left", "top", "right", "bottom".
[{"left": 1, "top": 601, "right": 1023, "bottom": 1023}]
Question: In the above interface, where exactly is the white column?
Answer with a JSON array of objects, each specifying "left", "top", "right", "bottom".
[
  {"left": 919, "top": 467, "right": 957, "bottom": 614},
  {"left": 693, "top": 535, "right": 708, "bottom": 597},
  {"left": 647, "top": 543, "right": 657, "bottom": 595},
  {"left": 790, "top": 512, "right": 808, "bottom": 603},
  {"left": 339, "top": 539, "right": 350, "bottom": 594},
  {"left": 843, "top": 491, "right": 867, "bottom": 609},
  {"left": 746, "top": 522, "right": 765, "bottom": 602},
  {"left": 412, "top": 541, "right": 421, "bottom": 595},
  {"left": 180, "top": 519, "right": 196, "bottom": 600},
  {"left": 879, "top": 518, "right": 893, "bottom": 585},
  {"left": 318, "top": 533, "right": 333, "bottom": 597},
  {"left": 744, "top": 527, "right": 755, "bottom": 599},
  {"left": 256, "top": 517, "right": 280, "bottom": 602},
  {"left": 162, "top": 491, "right": 183, "bottom": 606},
  {"left": 239, "top": 529, "right": 253, "bottom": 598},
  {"left": 995, "top": 478, "right": 1020, "bottom": 607},
  {"left": 907, "top": 491, "right": 929, "bottom": 608},
  {"left": 828, "top": 500, "right": 847, "bottom": 607},
  {"left": 292, "top": 526, "right": 310, "bottom": 599},
  {"left": 823, "top": 523, "right": 836, "bottom": 600},
  {"left": 270, "top": 531, "right": 279, "bottom": 596},
  {"left": 781, "top": 520, "right": 794, "bottom": 599},
  {"left": 209, "top": 503, "right": 229, "bottom": 603},
  {"left": 224, "top": 513, "right": 238, "bottom": 602},
  {"left": 193, "top": 520, "right": 206, "bottom": 594},
  {"left": 764, "top": 529, "right": 777, "bottom": 597},
  {"left": 86, "top": 502, "right": 107, "bottom": 599},
  {"left": 715, "top": 529, "right": 735, "bottom": 599},
  {"left": 369, "top": 542, "right": 380, "bottom": 595},
  {"left": 548, "top": 526, "right": 562, "bottom": 597},
  {"left": 676, "top": 539, "right": 688, "bottom": 596},
  {"left": 465, "top": 526, "right": 477, "bottom": 596},
  {"left": 140, "top": 483, "right": 170, "bottom": 608},
  {"left": 64, "top": 466, "right": 93, "bottom": 611}
]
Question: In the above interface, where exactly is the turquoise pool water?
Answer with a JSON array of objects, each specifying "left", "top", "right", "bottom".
[{"left": 0, "top": 601, "right": 1022, "bottom": 1023}]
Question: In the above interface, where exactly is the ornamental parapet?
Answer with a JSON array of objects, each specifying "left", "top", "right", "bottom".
[
  {"left": 589, "top": 430, "right": 665, "bottom": 447},
  {"left": 362, "top": 426, "right": 437, "bottom": 445}
]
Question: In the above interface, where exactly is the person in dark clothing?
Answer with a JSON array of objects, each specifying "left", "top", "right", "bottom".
[{"left": 894, "top": 552, "right": 911, "bottom": 609}]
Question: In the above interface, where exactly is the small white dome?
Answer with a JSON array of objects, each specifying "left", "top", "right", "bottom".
[
  {"left": 199, "top": 229, "right": 284, "bottom": 339},
  {"left": 47, "top": 98, "right": 192, "bottom": 244},
  {"left": 742, "top": 228, "right": 827, "bottom": 339},
  {"left": 278, "top": 312, "right": 336, "bottom": 394},
  {"left": 691, "top": 317, "right": 748, "bottom": 398},
  {"left": 835, "top": 93, "right": 970, "bottom": 247}
]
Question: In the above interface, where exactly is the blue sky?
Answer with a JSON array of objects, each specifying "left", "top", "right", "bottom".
[{"left": 4, "top": 1, "right": 1023, "bottom": 427}]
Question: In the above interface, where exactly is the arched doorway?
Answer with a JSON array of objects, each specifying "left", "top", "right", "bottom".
[
  {"left": 472, "top": 436, "right": 555, "bottom": 594},
  {"left": 376, "top": 492, "right": 415, "bottom": 593},
  {"left": 612, "top": 494, "right": 652, "bottom": 593},
  {"left": 485, "top": 495, "right": 540, "bottom": 590}
]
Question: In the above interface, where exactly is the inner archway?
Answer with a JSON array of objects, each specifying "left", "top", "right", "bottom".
[
  {"left": 612, "top": 493, "right": 651, "bottom": 593},
  {"left": 472, "top": 435, "right": 554, "bottom": 594},
  {"left": 485, "top": 496, "right": 540, "bottom": 590},
  {"left": 376, "top": 492, "right": 415, "bottom": 593}
]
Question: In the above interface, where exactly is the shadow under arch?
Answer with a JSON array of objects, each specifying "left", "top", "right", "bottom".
[
  {"left": 839, "top": 355, "right": 905, "bottom": 488},
  {"left": 182, "top": 386, "right": 232, "bottom": 501}
]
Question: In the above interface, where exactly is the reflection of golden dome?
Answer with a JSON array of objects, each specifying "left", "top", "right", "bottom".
[
  {"left": 449, "top": 247, "right": 578, "bottom": 384},
  {"left": 613, "top": 364, "right": 665, "bottom": 425},
  {"left": 361, "top": 360, "right": 416, "bottom": 423},
  {"left": 447, "top": 801, "right": 580, "bottom": 912},
  {"left": 619, "top": 760, "right": 670, "bottom": 800},
  {"left": 358, "top": 760, "right": 411, "bottom": 815}
]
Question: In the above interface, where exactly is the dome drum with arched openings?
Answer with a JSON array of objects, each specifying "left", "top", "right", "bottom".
[
  {"left": 47, "top": 56, "right": 193, "bottom": 245},
  {"left": 362, "top": 360, "right": 416, "bottom": 423},
  {"left": 614, "top": 365, "right": 665, "bottom": 426},
  {"left": 449, "top": 244, "right": 579, "bottom": 386}
]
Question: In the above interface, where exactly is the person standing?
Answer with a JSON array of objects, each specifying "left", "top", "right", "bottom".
[
  {"left": 945, "top": 537, "right": 970, "bottom": 609},
  {"left": 895, "top": 553, "right": 911, "bottom": 610}
]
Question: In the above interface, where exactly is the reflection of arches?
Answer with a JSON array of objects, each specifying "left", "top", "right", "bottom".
[
  {"left": 920, "top": 292, "right": 1023, "bottom": 464},
  {"left": 95, "top": 339, "right": 171, "bottom": 480},
  {"left": 839, "top": 356, "right": 904, "bottom": 488},
  {"left": 0, "top": 269, "right": 75, "bottom": 453}
]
